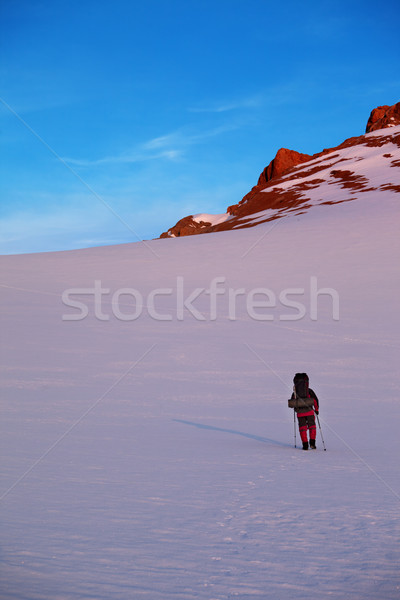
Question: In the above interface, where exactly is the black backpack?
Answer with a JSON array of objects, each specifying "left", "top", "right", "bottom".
[{"left": 293, "top": 373, "right": 309, "bottom": 398}]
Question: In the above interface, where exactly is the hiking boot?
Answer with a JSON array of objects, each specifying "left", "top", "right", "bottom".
[
  {"left": 302, "top": 441, "right": 309, "bottom": 450},
  {"left": 309, "top": 439, "right": 316, "bottom": 449}
]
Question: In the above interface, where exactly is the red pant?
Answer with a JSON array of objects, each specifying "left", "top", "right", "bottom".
[{"left": 297, "top": 414, "right": 316, "bottom": 442}]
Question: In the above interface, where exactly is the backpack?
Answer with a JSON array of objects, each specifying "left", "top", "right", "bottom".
[
  {"left": 288, "top": 373, "right": 315, "bottom": 409},
  {"left": 293, "top": 373, "right": 309, "bottom": 398}
]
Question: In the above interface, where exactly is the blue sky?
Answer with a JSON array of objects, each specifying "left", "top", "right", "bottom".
[{"left": 1, "top": 0, "right": 399, "bottom": 254}]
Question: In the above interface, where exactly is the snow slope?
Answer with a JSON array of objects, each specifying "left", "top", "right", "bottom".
[
  {"left": 163, "top": 125, "right": 400, "bottom": 236},
  {"left": 1, "top": 193, "right": 400, "bottom": 599}
]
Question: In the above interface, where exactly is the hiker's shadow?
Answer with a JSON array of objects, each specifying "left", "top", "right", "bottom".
[{"left": 174, "top": 419, "right": 292, "bottom": 448}]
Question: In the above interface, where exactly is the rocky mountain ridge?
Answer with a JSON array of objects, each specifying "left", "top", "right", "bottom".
[{"left": 160, "top": 102, "right": 400, "bottom": 238}]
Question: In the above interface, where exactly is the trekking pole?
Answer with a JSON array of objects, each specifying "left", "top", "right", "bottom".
[
  {"left": 293, "top": 385, "right": 297, "bottom": 448},
  {"left": 315, "top": 413, "right": 327, "bottom": 451}
]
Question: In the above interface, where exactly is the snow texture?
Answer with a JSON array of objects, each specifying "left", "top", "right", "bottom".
[
  {"left": 1, "top": 186, "right": 400, "bottom": 597},
  {"left": 192, "top": 213, "right": 232, "bottom": 227}
]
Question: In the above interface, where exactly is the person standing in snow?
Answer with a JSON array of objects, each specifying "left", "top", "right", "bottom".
[{"left": 291, "top": 373, "right": 319, "bottom": 450}]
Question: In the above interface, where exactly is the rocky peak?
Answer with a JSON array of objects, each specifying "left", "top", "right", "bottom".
[
  {"left": 257, "top": 147, "right": 311, "bottom": 186},
  {"left": 226, "top": 148, "right": 311, "bottom": 216},
  {"left": 366, "top": 102, "right": 400, "bottom": 133}
]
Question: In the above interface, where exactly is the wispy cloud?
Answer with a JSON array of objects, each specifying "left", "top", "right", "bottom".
[
  {"left": 64, "top": 124, "right": 238, "bottom": 168},
  {"left": 188, "top": 94, "right": 263, "bottom": 114},
  {"left": 145, "top": 123, "right": 238, "bottom": 147},
  {"left": 64, "top": 148, "right": 182, "bottom": 167},
  {"left": 186, "top": 85, "right": 311, "bottom": 115}
]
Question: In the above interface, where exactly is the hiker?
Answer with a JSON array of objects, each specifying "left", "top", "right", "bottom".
[{"left": 291, "top": 373, "right": 319, "bottom": 450}]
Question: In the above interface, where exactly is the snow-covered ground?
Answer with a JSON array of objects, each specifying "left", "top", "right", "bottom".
[
  {"left": 1, "top": 194, "right": 400, "bottom": 599},
  {"left": 192, "top": 213, "right": 232, "bottom": 227}
]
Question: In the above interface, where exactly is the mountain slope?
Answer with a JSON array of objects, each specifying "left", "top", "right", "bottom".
[
  {"left": 1, "top": 185, "right": 400, "bottom": 598},
  {"left": 161, "top": 102, "right": 400, "bottom": 238}
]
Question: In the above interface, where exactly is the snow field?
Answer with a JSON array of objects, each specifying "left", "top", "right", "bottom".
[{"left": 1, "top": 195, "right": 400, "bottom": 599}]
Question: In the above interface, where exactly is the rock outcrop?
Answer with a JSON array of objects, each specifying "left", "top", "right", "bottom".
[
  {"left": 258, "top": 148, "right": 311, "bottom": 186},
  {"left": 160, "top": 215, "right": 212, "bottom": 238},
  {"left": 366, "top": 102, "right": 400, "bottom": 133},
  {"left": 227, "top": 148, "right": 311, "bottom": 217}
]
